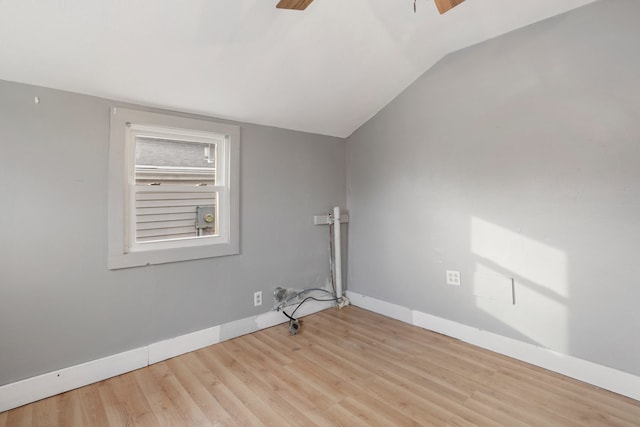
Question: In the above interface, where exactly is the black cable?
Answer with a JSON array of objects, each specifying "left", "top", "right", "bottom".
[
  {"left": 282, "top": 296, "right": 341, "bottom": 324},
  {"left": 281, "top": 309, "right": 295, "bottom": 321}
]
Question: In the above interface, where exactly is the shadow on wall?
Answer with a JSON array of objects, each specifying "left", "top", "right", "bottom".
[{"left": 469, "top": 216, "right": 569, "bottom": 353}]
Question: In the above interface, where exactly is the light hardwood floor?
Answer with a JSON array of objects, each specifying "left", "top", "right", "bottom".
[{"left": 2, "top": 306, "right": 639, "bottom": 426}]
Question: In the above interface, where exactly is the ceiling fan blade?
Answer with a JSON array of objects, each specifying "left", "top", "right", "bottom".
[
  {"left": 433, "top": 0, "right": 465, "bottom": 14},
  {"left": 276, "top": 0, "right": 314, "bottom": 10}
]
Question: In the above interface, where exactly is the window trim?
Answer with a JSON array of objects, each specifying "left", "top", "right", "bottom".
[{"left": 108, "top": 107, "right": 240, "bottom": 269}]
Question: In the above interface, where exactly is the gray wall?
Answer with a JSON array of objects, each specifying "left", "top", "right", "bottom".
[
  {"left": 347, "top": 0, "right": 640, "bottom": 376},
  {"left": 0, "top": 80, "right": 346, "bottom": 385}
]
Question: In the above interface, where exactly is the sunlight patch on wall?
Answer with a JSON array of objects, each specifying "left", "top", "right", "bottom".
[
  {"left": 473, "top": 264, "right": 514, "bottom": 304},
  {"left": 471, "top": 216, "right": 569, "bottom": 352},
  {"left": 471, "top": 217, "right": 568, "bottom": 297}
]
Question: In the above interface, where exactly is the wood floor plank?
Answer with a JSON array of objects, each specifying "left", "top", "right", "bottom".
[
  {"left": 446, "top": 414, "right": 495, "bottom": 427},
  {"left": 506, "top": 363, "right": 640, "bottom": 422},
  {"left": 97, "top": 377, "right": 136, "bottom": 426},
  {"left": 224, "top": 336, "right": 335, "bottom": 409},
  {"left": 164, "top": 355, "right": 237, "bottom": 426},
  {"left": 77, "top": 381, "right": 110, "bottom": 427},
  {"left": 3, "top": 306, "right": 640, "bottom": 426},
  {"left": 134, "top": 363, "right": 211, "bottom": 426},
  {"left": 339, "top": 395, "right": 422, "bottom": 427},
  {"left": 216, "top": 342, "right": 320, "bottom": 426},
  {"left": 362, "top": 374, "right": 454, "bottom": 425},
  {"left": 283, "top": 348, "right": 364, "bottom": 403},
  {"left": 302, "top": 325, "right": 502, "bottom": 426},
  {"left": 308, "top": 321, "right": 474, "bottom": 402},
  {"left": 30, "top": 394, "right": 58, "bottom": 427},
  {"left": 56, "top": 390, "right": 86, "bottom": 427},
  {"left": 97, "top": 370, "right": 161, "bottom": 427},
  {"left": 196, "top": 347, "right": 288, "bottom": 426},
  {"left": 279, "top": 343, "right": 434, "bottom": 425},
  {"left": 494, "top": 366, "right": 639, "bottom": 426},
  {"left": 241, "top": 332, "right": 294, "bottom": 367},
  {"left": 470, "top": 385, "right": 585, "bottom": 427},
  {"left": 463, "top": 390, "right": 548, "bottom": 427},
  {"left": 319, "top": 401, "right": 372, "bottom": 427},
  {"left": 4, "top": 403, "right": 32, "bottom": 427}
]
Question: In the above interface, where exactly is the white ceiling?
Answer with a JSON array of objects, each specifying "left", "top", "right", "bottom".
[{"left": 0, "top": 0, "right": 596, "bottom": 137}]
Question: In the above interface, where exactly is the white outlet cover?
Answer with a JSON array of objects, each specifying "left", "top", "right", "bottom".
[
  {"left": 254, "top": 291, "right": 263, "bottom": 306},
  {"left": 446, "top": 270, "right": 461, "bottom": 286}
]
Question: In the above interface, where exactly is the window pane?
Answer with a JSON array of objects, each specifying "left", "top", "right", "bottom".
[
  {"left": 135, "top": 190, "right": 218, "bottom": 243},
  {"left": 135, "top": 136, "right": 216, "bottom": 186}
]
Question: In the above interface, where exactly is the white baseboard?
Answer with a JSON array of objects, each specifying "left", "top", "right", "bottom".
[
  {"left": 0, "top": 299, "right": 333, "bottom": 413},
  {"left": 0, "top": 348, "right": 149, "bottom": 414},
  {"left": 344, "top": 291, "right": 413, "bottom": 324},
  {"left": 347, "top": 290, "right": 640, "bottom": 402}
]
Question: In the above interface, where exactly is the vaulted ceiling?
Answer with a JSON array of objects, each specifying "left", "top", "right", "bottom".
[{"left": 0, "top": 0, "right": 596, "bottom": 137}]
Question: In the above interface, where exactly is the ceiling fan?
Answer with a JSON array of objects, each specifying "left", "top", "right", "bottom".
[{"left": 276, "top": 0, "right": 465, "bottom": 14}]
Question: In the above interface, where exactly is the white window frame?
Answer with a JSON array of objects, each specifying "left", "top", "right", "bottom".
[{"left": 108, "top": 108, "right": 240, "bottom": 269}]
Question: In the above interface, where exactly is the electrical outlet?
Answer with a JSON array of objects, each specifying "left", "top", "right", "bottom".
[
  {"left": 254, "top": 291, "right": 263, "bottom": 307},
  {"left": 446, "top": 270, "right": 461, "bottom": 286}
]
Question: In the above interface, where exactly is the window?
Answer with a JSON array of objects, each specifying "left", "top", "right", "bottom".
[{"left": 108, "top": 108, "right": 239, "bottom": 269}]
